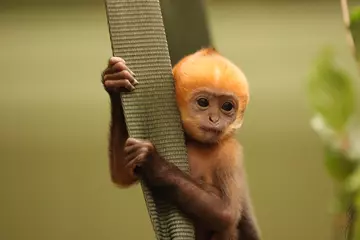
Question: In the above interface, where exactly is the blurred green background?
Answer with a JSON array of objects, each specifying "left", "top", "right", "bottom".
[{"left": 1, "top": 0, "right": 360, "bottom": 239}]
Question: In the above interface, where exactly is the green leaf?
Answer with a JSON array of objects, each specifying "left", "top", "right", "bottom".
[
  {"left": 350, "top": 7, "right": 360, "bottom": 26},
  {"left": 346, "top": 123, "right": 360, "bottom": 161},
  {"left": 332, "top": 186, "right": 354, "bottom": 213},
  {"left": 310, "top": 114, "right": 339, "bottom": 147},
  {"left": 308, "top": 48, "right": 355, "bottom": 131},
  {"left": 324, "top": 146, "right": 357, "bottom": 182},
  {"left": 339, "top": 193, "right": 354, "bottom": 215},
  {"left": 346, "top": 165, "right": 360, "bottom": 193},
  {"left": 350, "top": 7, "right": 360, "bottom": 60}
]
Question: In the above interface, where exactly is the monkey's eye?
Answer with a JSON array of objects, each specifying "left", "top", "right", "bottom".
[
  {"left": 221, "top": 102, "right": 234, "bottom": 112},
  {"left": 197, "top": 98, "right": 209, "bottom": 108}
]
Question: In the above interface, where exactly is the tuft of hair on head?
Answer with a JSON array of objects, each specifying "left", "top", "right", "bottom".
[{"left": 196, "top": 46, "right": 218, "bottom": 56}]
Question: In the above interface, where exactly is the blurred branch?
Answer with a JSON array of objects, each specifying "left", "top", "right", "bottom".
[
  {"left": 345, "top": 205, "right": 355, "bottom": 240},
  {"left": 341, "top": 0, "right": 357, "bottom": 59}
]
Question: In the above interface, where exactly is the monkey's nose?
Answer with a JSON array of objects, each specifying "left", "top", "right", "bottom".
[{"left": 209, "top": 115, "right": 219, "bottom": 124}]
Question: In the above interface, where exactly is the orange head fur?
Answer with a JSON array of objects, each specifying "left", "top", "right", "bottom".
[{"left": 173, "top": 48, "right": 250, "bottom": 142}]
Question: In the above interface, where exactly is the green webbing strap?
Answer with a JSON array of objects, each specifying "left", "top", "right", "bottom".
[
  {"left": 159, "top": 0, "right": 212, "bottom": 66},
  {"left": 104, "top": 0, "right": 195, "bottom": 239}
]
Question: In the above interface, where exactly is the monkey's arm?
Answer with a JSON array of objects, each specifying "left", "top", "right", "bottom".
[
  {"left": 237, "top": 176, "right": 261, "bottom": 240},
  {"left": 108, "top": 94, "right": 137, "bottom": 186},
  {"left": 237, "top": 205, "right": 261, "bottom": 240},
  {"left": 137, "top": 154, "right": 238, "bottom": 232}
]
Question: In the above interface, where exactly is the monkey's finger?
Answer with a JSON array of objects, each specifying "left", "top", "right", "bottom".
[
  {"left": 112, "top": 61, "right": 136, "bottom": 76},
  {"left": 103, "top": 71, "right": 138, "bottom": 85},
  {"left": 101, "top": 67, "right": 115, "bottom": 83},
  {"left": 124, "top": 152, "right": 139, "bottom": 163},
  {"left": 124, "top": 142, "right": 149, "bottom": 162},
  {"left": 126, "top": 152, "right": 147, "bottom": 169},
  {"left": 108, "top": 56, "right": 126, "bottom": 67},
  {"left": 104, "top": 79, "right": 135, "bottom": 91},
  {"left": 124, "top": 149, "right": 146, "bottom": 164},
  {"left": 124, "top": 144, "right": 138, "bottom": 155},
  {"left": 126, "top": 137, "right": 142, "bottom": 146}
]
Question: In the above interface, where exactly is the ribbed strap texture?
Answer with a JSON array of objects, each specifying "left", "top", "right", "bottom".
[{"left": 104, "top": 0, "right": 195, "bottom": 239}]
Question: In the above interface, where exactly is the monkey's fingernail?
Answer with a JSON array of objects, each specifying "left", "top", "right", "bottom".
[
  {"left": 129, "top": 69, "right": 136, "bottom": 76},
  {"left": 129, "top": 85, "right": 136, "bottom": 91},
  {"left": 133, "top": 79, "right": 139, "bottom": 85}
]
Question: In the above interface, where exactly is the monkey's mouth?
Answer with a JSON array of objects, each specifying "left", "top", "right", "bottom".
[{"left": 199, "top": 126, "right": 222, "bottom": 135}]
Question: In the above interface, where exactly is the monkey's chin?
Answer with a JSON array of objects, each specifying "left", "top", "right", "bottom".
[{"left": 196, "top": 130, "right": 223, "bottom": 144}]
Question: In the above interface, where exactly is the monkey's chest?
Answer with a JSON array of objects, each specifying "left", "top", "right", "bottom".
[{"left": 187, "top": 146, "right": 220, "bottom": 185}]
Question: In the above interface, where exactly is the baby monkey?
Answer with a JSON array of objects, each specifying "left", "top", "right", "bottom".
[{"left": 102, "top": 48, "right": 261, "bottom": 240}]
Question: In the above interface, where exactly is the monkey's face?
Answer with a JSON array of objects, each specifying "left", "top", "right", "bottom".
[
  {"left": 180, "top": 88, "right": 243, "bottom": 144},
  {"left": 173, "top": 47, "right": 249, "bottom": 143}
]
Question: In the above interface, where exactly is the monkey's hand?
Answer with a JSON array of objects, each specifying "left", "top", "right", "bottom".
[
  {"left": 123, "top": 138, "right": 160, "bottom": 181},
  {"left": 101, "top": 57, "right": 138, "bottom": 94}
]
